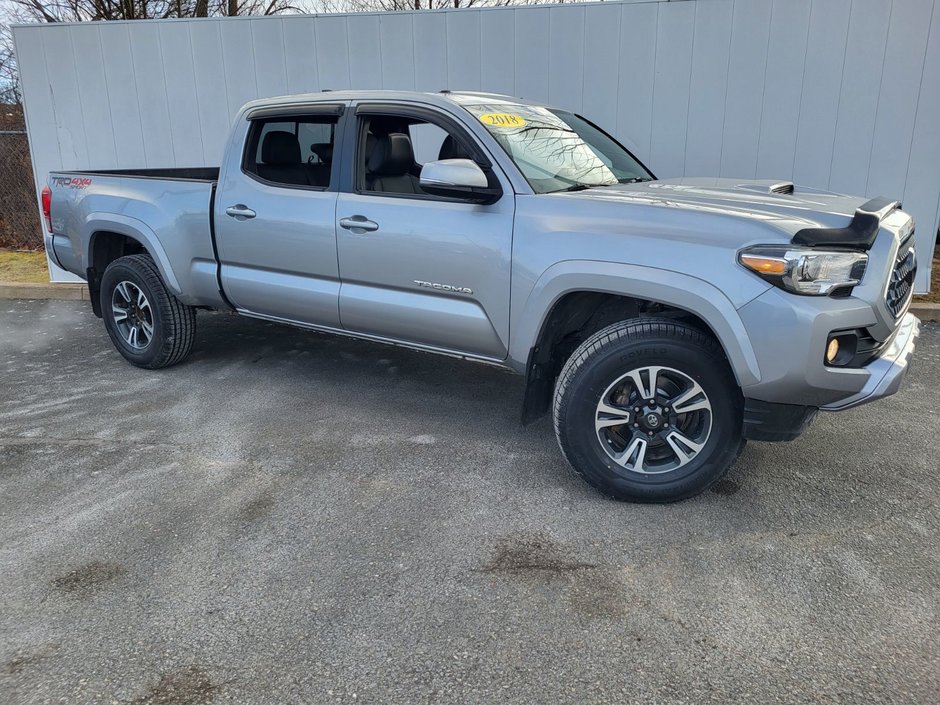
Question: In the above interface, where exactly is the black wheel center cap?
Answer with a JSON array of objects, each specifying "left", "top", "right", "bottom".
[{"left": 638, "top": 406, "right": 664, "bottom": 431}]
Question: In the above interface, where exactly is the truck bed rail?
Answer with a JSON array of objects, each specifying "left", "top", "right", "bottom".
[{"left": 54, "top": 167, "right": 219, "bottom": 182}]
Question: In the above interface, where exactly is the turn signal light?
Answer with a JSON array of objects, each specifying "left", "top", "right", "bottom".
[{"left": 739, "top": 254, "right": 787, "bottom": 275}]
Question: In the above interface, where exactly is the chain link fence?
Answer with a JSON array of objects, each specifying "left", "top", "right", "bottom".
[{"left": 0, "top": 128, "right": 42, "bottom": 250}]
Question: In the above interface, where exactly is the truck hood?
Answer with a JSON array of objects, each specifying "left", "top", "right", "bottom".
[{"left": 565, "top": 177, "right": 871, "bottom": 238}]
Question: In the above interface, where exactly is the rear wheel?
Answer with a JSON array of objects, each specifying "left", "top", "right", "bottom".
[
  {"left": 553, "top": 319, "right": 743, "bottom": 502},
  {"left": 100, "top": 254, "right": 195, "bottom": 369}
]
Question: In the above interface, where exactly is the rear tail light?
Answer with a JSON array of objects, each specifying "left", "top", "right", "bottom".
[{"left": 41, "top": 184, "right": 52, "bottom": 232}]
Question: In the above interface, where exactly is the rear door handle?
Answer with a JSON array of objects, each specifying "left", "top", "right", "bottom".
[
  {"left": 225, "top": 204, "right": 256, "bottom": 220},
  {"left": 339, "top": 215, "right": 379, "bottom": 233}
]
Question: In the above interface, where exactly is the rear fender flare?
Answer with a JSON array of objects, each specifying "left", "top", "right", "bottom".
[
  {"left": 511, "top": 260, "right": 762, "bottom": 387},
  {"left": 84, "top": 213, "right": 182, "bottom": 295}
]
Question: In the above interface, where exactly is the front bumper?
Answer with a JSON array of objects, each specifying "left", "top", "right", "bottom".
[
  {"left": 737, "top": 271, "right": 921, "bottom": 407},
  {"left": 819, "top": 312, "right": 919, "bottom": 411},
  {"left": 740, "top": 312, "right": 919, "bottom": 441}
]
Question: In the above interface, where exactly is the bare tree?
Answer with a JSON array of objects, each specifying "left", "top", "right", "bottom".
[
  {"left": 317, "top": 0, "right": 538, "bottom": 10},
  {"left": 0, "top": 27, "right": 20, "bottom": 105},
  {"left": 4, "top": 0, "right": 298, "bottom": 22}
]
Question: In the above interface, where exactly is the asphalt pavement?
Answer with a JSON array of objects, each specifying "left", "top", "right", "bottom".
[{"left": 1, "top": 300, "right": 938, "bottom": 704}]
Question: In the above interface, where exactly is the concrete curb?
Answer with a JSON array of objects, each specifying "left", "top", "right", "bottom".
[
  {"left": 0, "top": 279, "right": 937, "bottom": 321},
  {"left": 912, "top": 302, "right": 940, "bottom": 322},
  {"left": 0, "top": 281, "right": 88, "bottom": 301}
]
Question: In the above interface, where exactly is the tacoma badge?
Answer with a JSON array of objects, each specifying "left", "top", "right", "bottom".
[{"left": 414, "top": 280, "right": 473, "bottom": 295}]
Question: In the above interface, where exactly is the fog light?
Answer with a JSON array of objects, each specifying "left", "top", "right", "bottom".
[{"left": 825, "top": 332, "right": 860, "bottom": 367}]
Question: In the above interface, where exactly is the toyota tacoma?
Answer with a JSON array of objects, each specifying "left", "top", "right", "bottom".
[{"left": 44, "top": 90, "right": 920, "bottom": 502}]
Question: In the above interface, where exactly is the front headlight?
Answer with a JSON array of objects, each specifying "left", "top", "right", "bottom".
[{"left": 738, "top": 245, "right": 868, "bottom": 296}]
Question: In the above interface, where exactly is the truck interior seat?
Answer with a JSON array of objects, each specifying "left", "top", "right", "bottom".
[
  {"left": 305, "top": 142, "right": 332, "bottom": 187},
  {"left": 366, "top": 133, "right": 423, "bottom": 194},
  {"left": 310, "top": 142, "right": 333, "bottom": 164},
  {"left": 258, "top": 131, "right": 313, "bottom": 186},
  {"left": 362, "top": 133, "right": 377, "bottom": 166},
  {"left": 438, "top": 135, "right": 472, "bottom": 161}
]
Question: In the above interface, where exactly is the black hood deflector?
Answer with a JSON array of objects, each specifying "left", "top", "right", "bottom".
[{"left": 792, "top": 197, "right": 899, "bottom": 250}]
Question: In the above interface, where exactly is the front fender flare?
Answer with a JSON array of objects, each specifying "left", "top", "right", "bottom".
[
  {"left": 84, "top": 213, "right": 182, "bottom": 295},
  {"left": 511, "top": 260, "right": 762, "bottom": 387}
]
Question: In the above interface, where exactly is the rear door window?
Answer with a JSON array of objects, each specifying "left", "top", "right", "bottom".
[{"left": 244, "top": 116, "right": 338, "bottom": 189}]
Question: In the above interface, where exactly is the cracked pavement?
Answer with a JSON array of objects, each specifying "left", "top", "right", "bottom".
[{"left": 1, "top": 300, "right": 938, "bottom": 704}]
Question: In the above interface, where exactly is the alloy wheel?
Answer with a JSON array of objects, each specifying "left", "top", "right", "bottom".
[
  {"left": 594, "top": 365, "right": 713, "bottom": 475},
  {"left": 111, "top": 280, "right": 154, "bottom": 350}
]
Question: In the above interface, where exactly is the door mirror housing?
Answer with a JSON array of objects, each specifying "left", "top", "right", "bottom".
[{"left": 419, "top": 159, "right": 501, "bottom": 204}]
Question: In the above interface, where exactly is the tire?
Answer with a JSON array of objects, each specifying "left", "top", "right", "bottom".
[
  {"left": 100, "top": 254, "right": 195, "bottom": 369},
  {"left": 553, "top": 318, "right": 743, "bottom": 503}
]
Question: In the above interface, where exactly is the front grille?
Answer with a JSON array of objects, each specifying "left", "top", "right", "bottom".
[{"left": 885, "top": 241, "right": 916, "bottom": 318}]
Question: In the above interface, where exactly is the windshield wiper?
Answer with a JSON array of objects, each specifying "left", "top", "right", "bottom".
[
  {"left": 619, "top": 176, "right": 654, "bottom": 184},
  {"left": 514, "top": 125, "right": 577, "bottom": 135},
  {"left": 555, "top": 181, "right": 625, "bottom": 193}
]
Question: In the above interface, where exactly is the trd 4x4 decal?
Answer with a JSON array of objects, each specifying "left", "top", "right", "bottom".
[{"left": 51, "top": 176, "right": 92, "bottom": 189}]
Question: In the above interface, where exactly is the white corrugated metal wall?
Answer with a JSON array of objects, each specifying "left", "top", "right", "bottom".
[{"left": 12, "top": 0, "right": 940, "bottom": 290}]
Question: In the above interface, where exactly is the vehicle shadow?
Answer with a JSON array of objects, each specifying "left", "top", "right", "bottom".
[{"left": 188, "top": 310, "right": 543, "bottom": 440}]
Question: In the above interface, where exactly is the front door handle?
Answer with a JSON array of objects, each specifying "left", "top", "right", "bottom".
[
  {"left": 339, "top": 215, "right": 379, "bottom": 233},
  {"left": 225, "top": 204, "right": 256, "bottom": 220}
]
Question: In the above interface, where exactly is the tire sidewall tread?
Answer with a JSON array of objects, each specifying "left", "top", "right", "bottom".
[
  {"left": 552, "top": 318, "right": 743, "bottom": 503},
  {"left": 100, "top": 254, "right": 195, "bottom": 369}
]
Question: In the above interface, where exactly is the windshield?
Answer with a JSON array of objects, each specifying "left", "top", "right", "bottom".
[{"left": 460, "top": 101, "right": 654, "bottom": 194}]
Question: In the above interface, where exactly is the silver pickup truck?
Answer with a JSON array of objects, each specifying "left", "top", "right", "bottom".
[{"left": 44, "top": 90, "right": 920, "bottom": 502}]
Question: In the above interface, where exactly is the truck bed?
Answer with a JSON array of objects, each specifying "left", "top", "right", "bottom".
[{"left": 48, "top": 168, "right": 226, "bottom": 310}]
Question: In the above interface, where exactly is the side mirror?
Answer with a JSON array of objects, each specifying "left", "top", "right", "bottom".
[{"left": 419, "top": 159, "right": 501, "bottom": 204}]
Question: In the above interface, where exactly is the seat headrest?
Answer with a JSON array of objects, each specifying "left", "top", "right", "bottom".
[
  {"left": 311, "top": 142, "right": 333, "bottom": 163},
  {"left": 367, "top": 133, "right": 414, "bottom": 177},
  {"left": 261, "top": 131, "right": 301, "bottom": 165},
  {"left": 438, "top": 134, "right": 471, "bottom": 161}
]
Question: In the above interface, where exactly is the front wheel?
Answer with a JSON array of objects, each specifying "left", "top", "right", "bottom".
[
  {"left": 100, "top": 254, "right": 195, "bottom": 369},
  {"left": 552, "top": 319, "right": 743, "bottom": 503}
]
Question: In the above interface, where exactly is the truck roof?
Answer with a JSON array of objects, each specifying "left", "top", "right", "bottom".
[{"left": 239, "top": 89, "right": 547, "bottom": 114}]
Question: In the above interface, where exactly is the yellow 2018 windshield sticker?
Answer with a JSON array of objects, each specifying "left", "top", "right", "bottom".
[{"left": 478, "top": 113, "right": 527, "bottom": 128}]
